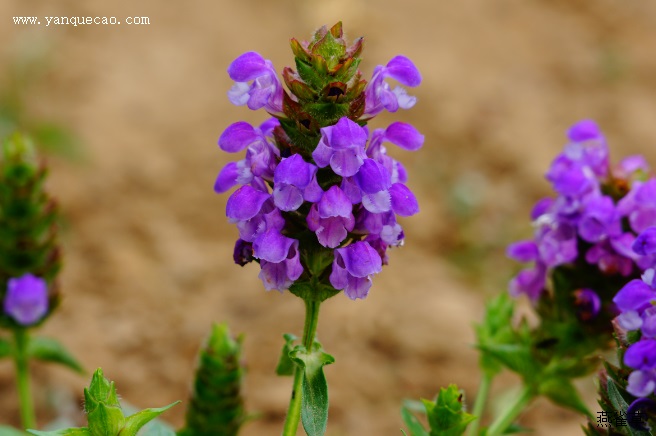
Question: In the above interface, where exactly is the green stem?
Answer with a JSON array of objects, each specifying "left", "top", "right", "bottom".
[
  {"left": 282, "top": 299, "right": 321, "bottom": 436},
  {"left": 467, "top": 372, "right": 494, "bottom": 436},
  {"left": 14, "top": 328, "right": 36, "bottom": 430},
  {"left": 486, "top": 386, "right": 533, "bottom": 436}
]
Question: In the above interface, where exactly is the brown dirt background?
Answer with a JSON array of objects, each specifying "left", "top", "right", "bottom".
[{"left": 2, "top": 0, "right": 656, "bottom": 435}]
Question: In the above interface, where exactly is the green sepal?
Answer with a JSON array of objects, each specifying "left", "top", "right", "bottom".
[
  {"left": 0, "top": 336, "right": 13, "bottom": 358},
  {"left": 27, "top": 429, "right": 91, "bottom": 436},
  {"left": 4, "top": 425, "right": 35, "bottom": 435},
  {"left": 289, "top": 343, "right": 335, "bottom": 436},
  {"left": 87, "top": 403, "right": 124, "bottom": 436},
  {"left": 28, "top": 336, "right": 84, "bottom": 373},
  {"left": 305, "top": 102, "right": 350, "bottom": 128},
  {"left": 289, "top": 280, "right": 340, "bottom": 302},
  {"left": 400, "top": 405, "right": 429, "bottom": 436},
  {"left": 423, "top": 385, "right": 475, "bottom": 436},
  {"left": 295, "top": 58, "right": 323, "bottom": 90},
  {"left": 275, "top": 333, "right": 298, "bottom": 376},
  {"left": 119, "top": 401, "right": 181, "bottom": 436},
  {"left": 538, "top": 377, "right": 591, "bottom": 417}
]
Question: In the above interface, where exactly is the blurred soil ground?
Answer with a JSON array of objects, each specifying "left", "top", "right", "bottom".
[{"left": 2, "top": 0, "right": 656, "bottom": 434}]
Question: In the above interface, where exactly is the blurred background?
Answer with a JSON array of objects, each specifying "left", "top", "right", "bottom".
[{"left": 2, "top": 0, "right": 656, "bottom": 434}]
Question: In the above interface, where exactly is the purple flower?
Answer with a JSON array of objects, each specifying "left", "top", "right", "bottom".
[
  {"left": 4, "top": 274, "right": 48, "bottom": 325},
  {"left": 573, "top": 288, "right": 601, "bottom": 321},
  {"left": 626, "top": 339, "right": 656, "bottom": 370},
  {"left": 613, "top": 279, "right": 656, "bottom": 312},
  {"left": 214, "top": 119, "right": 280, "bottom": 193},
  {"left": 634, "top": 227, "right": 656, "bottom": 257},
  {"left": 363, "top": 56, "right": 421, "bottom": 119},
  {"left": 227, "top": 52, "right": 284, "bottom": 115},
  {"left": 354, "top": 209, "right": 404, "bottom": 247},
  {"left": 367, "top": 122, "right": 424, "bottom": 185},
  {"left": 307, "top": 186, "right": 355, "bottom": 248},
  {"left": 627, "top": 369, "right": 656, "bottom": 398},
  {"left": 233, "top": 239, "right": 254, "bottom": 266},
  {"left": 508, "top": 264, "right": 547, "bottom": 302},
  {"left": 330, "top": 241, "right": 383, "bottom": 299},
  {"left": 577, "top": 195, "right": 619, "bottom": 243},
  {"left": 273, "top": 154, "right": 322, "bottom": 211},
  {"left": 313, "top": 117, "right": 368, "bottom": 177},
  {"left": 254, "top": 230, "right": 303, "bottom": 291}
]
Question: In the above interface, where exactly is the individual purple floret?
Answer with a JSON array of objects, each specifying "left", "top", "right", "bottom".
[
  {"left": 312, "top": 117, "right": 369, "bottom": 177},
  {"left": 3, "top": 274, "right": 48, "bottom": 325},
  {"left": 273, "top": 154, "right": 322, "bottom": 212},
  {"left": 624, "top": 339, "right": 656, "bottom": 397},
  {"left": 227, "top": 52, "right": 284, "bottom": 115},
  {"left": 363, "top": 56, "right": 422, "bottom": 119},
  {"left": 307, "top": 186, "right": 355, "bottom": 249},
  {"left": 253, "top": 230, "right": 303, "bottom": 291},
  {"left": 329, "top": 241, "right": 383, "bottom": 300},
  {"left": 215, "top": 119, "right": 280, "bottom": 193}
]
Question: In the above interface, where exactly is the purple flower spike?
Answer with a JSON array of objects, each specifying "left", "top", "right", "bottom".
[
  {"left": 307, "top": 186, "right": 355, "bottom": 248},
  {"left": 634, "top": 227, "right": 656, "bottom": 257},
  {"left": 273, "top": 154, "right": 319, "bottom": 211},
  {"left": 363, "top": 56, "right": 421, "bottom": 118},
  {"left": 330, "top": 241, "right": 383, "bottom": 300},
  {"left": 313, "top": 118, "right": 368, "bottom": 177},
  {"left": 227, "top": 52, "right": 283, "bottom": 115},
  {"left": 4, "top": 274, "right": 48, "bottom": 325}
]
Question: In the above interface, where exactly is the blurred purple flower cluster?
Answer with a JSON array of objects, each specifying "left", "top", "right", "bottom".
[
  {"left": 215, "top": 46, "right": 423, "bottom": 300},
  {"left": 507, "top": 120, "right": 653, "bottom": 307},
  {"left": 613, "top": 228, "right": 656, "bottom": 397}
]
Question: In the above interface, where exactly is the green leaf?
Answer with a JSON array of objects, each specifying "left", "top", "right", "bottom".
[
  {"left": 290, "top": 344, "right": 335, "bottom": 436},
  {"left": 28, "top": 336, "right": 84, "bottom": 373},
  {"left": 27, "top": 428, "right": 91, "bottom": 435},
  {"left": 476, "top": 343, "right": 538, "bottom": 382},
  {"left": 119, "top": 401, "right": 180, "bottom": 436},
  {"left": 0, "top": 336, "right": 13, "bottom": 359},
  {"left": 2, "top": 424, "right": 32, "bottom": 435},
  {"left": 275, "top": 334, "right": 298, "bottom": 376},
  {"left": 539, "top": 378, "right": 591, "bottom": 417},
  {"left": 423, "top": 385, "right": 475, "bottom": 436},
  {"left": 475, "top": 294, "right": 517, "bottom": 377},
  {"left": 401, "top": 405, "right": 429, "bottom": 436},
  {"left": 606, "top": 379, "right": 630, "bottom": 414}
]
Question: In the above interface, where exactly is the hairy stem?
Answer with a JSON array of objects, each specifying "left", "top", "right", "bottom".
[
  {"left": 14, "top": 328, "right": 36, "bottom": 430},
  {"left": 467, "top": 372, "right": 494, "bottom": 436},
  {"left": 281, "top": 299, "right": 321, "bottom": 436},
  {"left": 486, "top": 386, "right": 533, "bottom": 436}
]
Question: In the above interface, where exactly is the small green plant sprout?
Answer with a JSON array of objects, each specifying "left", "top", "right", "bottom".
[
  {"left": 178, "top": 323, "right": 247, "bottom": 436},
  {"left": 401, "top": 384, "right": 475, "bottom": 436},
  {"left": 26, "top": 368, "right": 180, "bottom": 436}
]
